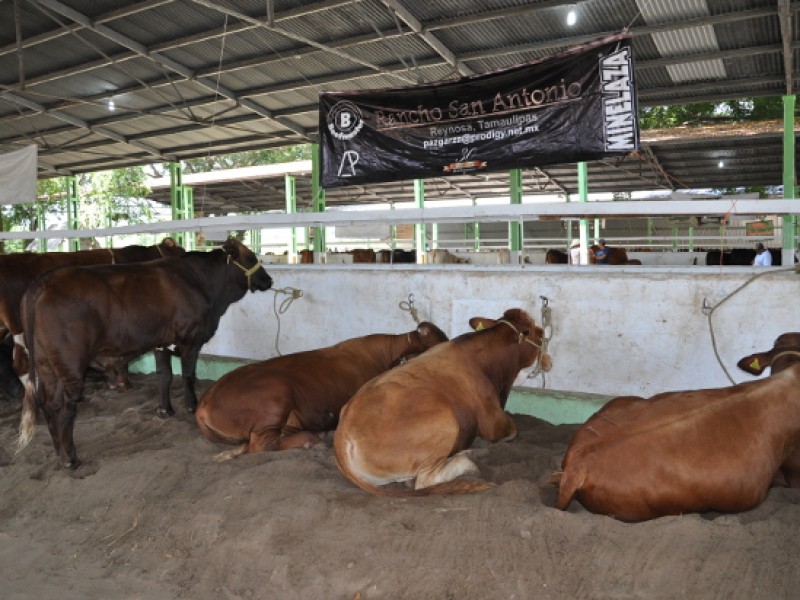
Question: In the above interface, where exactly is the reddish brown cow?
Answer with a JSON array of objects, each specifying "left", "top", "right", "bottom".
[
  {"left": 555, "top": 332, "right": 800, "bottom": 522},
  {"left": 351, "top": 249, "right": 376, "bottom": 263},
  {"left": 588, "top": 245, "right": 633, "bottom": 265},
  {"left": 17, "top": 239, "right": 272, "bottom": 469},
  {"left": 0, "top": 239, "right": 184, "bottom": 395},
  {"left": 194, "top": 322, "right": 448, "bottom": 460},
  {"left": 333, "top": 308, "right": 552, "bottom": 496},
  {"left": 545, "top": 249, "right": 568, "bottom": 264}
]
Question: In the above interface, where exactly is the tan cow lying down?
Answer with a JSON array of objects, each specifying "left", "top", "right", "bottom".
[
  {"left": 554, "top": 332, "right": 800, "bottom": 522},
  {"left": 194, "top": 322, "right": 448, "bottom": 460},
  {"left": 333, "top": 308, "right": 552, "bottom": 496}
]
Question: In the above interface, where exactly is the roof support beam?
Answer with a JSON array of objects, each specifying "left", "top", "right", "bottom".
[
  {"left": 33, "top": 0, "right": 308, "bottom": 137},
  {"left": 377, "top": 0, "right": 474, "bottom": 76}
]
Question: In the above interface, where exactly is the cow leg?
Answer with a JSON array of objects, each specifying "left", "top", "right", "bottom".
[
  {"left": 180, "top": 346, "right": 201, "bottom": 413},
  {"left": 414, "top": 450, "right": 480, "bottom": 490},
  {"left": 49, "top": 378, "right": 83, "bottom": 469},
  {"left": 477, "top": 409, "right": 517, "bottom": 443},
  {"left": 212, "top": 426, "right": 284, "bottom": 462},
  {"left": 276, "top": 431, "right": 324, "bottom": 450},
  {"left": 155, "top": 348, "right": 175, "bottom": 417}
]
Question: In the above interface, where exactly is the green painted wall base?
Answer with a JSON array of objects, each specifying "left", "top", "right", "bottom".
[
  {"left": 131, "top": 354, "right": 610, "bottom": 425},
  {"left": 129, "top": 353, "right": 253, "bottom": 381},
  {"left": 506, "top": 387, "right": 610, "bottom": 425}
]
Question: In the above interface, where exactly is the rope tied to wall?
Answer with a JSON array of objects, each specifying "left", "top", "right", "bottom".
[
  {"left": 271, "top": 287, "right": 304, "bottom": 356},
  {"left": 527, "top": 295, "right": 553, "bottom": 388},
  {"left": 703, "top": 264, "right": 798, "bottom": 384},
  {"left": 399, "top": 293, "right": 421, "bottom": 325}
]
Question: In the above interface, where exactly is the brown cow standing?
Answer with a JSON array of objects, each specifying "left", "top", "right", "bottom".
[
  {"left": 195, "top": 321, "right": 448, "bottom": 460},
  {"left": 333, "top": 308, "right": 552, "bottom": 496},
  {"left": 555, "top": 332, "right": 800, "bottom": 522},
  {"left": 17, "top": 239, "right": 272, "bottom": 469},
  {"left": 0, "top": 238, "right": 184, "bottom": 396}
]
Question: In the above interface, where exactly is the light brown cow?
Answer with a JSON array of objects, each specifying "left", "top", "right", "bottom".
[
  {"left": 194, "top": 322, "right": 448, "bottom": 460},
  {"left": 555, "top": 332, "right": 800, "bottom": 522},
  {"left": 333, "top": 308, "right": 552, "bottom": 496}
]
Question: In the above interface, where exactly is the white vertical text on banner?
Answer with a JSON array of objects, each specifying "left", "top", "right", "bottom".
[{"left": 0, "top": 145, "right": 38, "bottom": 205}]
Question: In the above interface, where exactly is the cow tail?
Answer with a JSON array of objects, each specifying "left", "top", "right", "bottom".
[
  {"left": 17, "top": 379, "right": 37, "bottom": 452},
  {"left": 333, "top": 449, "right": 495, "bottom": 497},
  {"left": 554, "top": 466, "right": 584, "bottom": 511},
  {"left": 16, "top": 281, "right": 43, "bottom": 453}
]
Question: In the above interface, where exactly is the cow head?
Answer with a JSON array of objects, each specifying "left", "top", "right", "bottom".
[
  {"left": 223, "top": 238, "right": 274, "bottom": 292},
  {"left": 737, "top": 332, "right": 800, "bottom": 376},
  {"left": 409, "top": 321, "right": 449, "bottom": 353},
  {"left": 469, "top": 308, "right": 552, "bottom": 372},
  {"left": 158, "top": 237, "right": 186, "bottom": 257}
]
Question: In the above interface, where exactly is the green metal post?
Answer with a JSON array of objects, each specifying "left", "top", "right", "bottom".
[
  {"left": 414, "top": 179, "right": 426, "bottom": 263},
  {"left": 390, "top": 202, "right": 397, "bottom": 251},
  {"left": 285, "top": 174, "right": 297, "bottom": 261},
  {"left": 66, "top": 175, "right": 80, "bottom": 251},
  {"left": 783, "top": 95, "right": 797, "bottom": 265},
  {"left": 169, "top": 162, "right": 195, "bottom": 250},
  {"left": 578, "top": 162, "right": 590, "bottom": 261},
  {"left": 509, "top": 169, "right": 523, "bottom": 262},
  {"left": 311, "top": 143, "right": 326, "bottom": 256},
  {"left": 472, "top": 198, "right": 480, "bottom": 250},
  {"left": 36, "top": 201, "right": 46, "bottom": 252}
]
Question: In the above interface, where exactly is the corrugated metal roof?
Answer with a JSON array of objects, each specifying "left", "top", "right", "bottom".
[{"left": 0, "top": 0, "right": 796, "bottom": 210}]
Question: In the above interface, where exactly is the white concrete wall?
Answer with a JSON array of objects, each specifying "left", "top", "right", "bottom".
[{"left": 205, "top": 263, "right": 800, "bottom": 398}]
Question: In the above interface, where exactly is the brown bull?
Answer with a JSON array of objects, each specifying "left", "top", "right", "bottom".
[
  {"left": 333, "top": 308, "right": 552, "bottom": 496},
  {"left": 17, "top": 239, "right": 272, "bottom": 469},
  {"left": 0, "top": 238, "right": 184, "bottom": 395},
  {"left": 194, "top": 322, "right": 448, "bottom": 460},
  {"left": 555, "top": 332, "right": 800, "bottom": 521}
]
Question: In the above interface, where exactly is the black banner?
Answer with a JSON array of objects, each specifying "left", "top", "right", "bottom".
[{"left": 319, "top": 33, "right": 638, "bottom": 188}]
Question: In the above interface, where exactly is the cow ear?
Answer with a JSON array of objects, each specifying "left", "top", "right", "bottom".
[
  {"left": 737, "top": 352, "right": 770, "bottom": 375},
  {"left": 162, "top": 237, "right": 176, "bottom": 247},
  {"left": 469, "top": 317, "right": 493, "bottom": 331},
  {"left": 222, "top": 238, "right": 239, "bottom": 258}
]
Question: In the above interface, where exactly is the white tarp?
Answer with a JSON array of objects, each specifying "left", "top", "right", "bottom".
[{"left": 0, "top": 145, "right": 37, "bottom": 204}]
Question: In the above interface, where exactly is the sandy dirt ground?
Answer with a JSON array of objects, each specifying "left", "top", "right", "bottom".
[{"left": 1, "top": 372, "right": 799, "bottom": 600}]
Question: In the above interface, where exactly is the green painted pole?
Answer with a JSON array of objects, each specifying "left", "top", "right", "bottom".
[
  {"left": 66, "top": 175, "right": 79, "bottom": 251},
  {"left": 285, "top": 174, "right": 297, "bottom": 261},
  {"left": 783, "top": 94, "right": 797, "bottom": 265},
  {"left": 472, "top": 198, "right": 480, "bottom": 250},
  {"left": 311, "top": 143, "right": 326, "bottom": 257},
  {"left": 414, "top": 179, "right": 426, "bottom": 263},
  {"left": 169, "top": 162, "right": 195, "bottom": 250},
  {"left": 578, "top": 162, "right": 590, "bottom": 263},
  {"left": 36, "top": 201, "right": 46, "bottom": 252},
  {"left": 509, "top": 169, "right": 522, "bottom": 262}
]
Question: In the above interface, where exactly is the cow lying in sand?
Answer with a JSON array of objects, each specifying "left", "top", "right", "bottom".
[
  {"left": 554, "top": 332, "right": 800, "bottom": 521},
  {"left": 194, "top": 322, "right": 448, "bottom": 460},
  {"left": 333, "top": 308, "right": 552, "bottom": 496}
]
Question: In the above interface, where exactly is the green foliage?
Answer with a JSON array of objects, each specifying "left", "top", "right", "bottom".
[
  {"left": 639, "top": 97, "right": 788, "bottom": 129},
  {"left": 79, "top": 167, "right": 152, "bottom": 229},
  {"left": 182, "top": 144, "right": 312, "bottom": 173}
]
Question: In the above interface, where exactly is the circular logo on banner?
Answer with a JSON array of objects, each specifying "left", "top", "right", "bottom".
[{"left": 327, "top": 101, "right": 364, "bottom": 140}]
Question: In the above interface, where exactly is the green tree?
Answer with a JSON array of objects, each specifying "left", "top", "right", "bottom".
[
  {"left": 639, "top": 97, "right": 788, "bottom": 129},
  {"left": 182, "top": 144, "right": 311, "bottom": 173}
]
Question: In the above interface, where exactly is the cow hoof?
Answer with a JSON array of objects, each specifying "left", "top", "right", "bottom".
[{"left": 156, "top": 408, "right": 174, "bottom": 418}]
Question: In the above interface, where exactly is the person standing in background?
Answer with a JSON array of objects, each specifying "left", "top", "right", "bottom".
[
  {"left": 569, "top": 240, "right": 581, "bottom": 265},
  {"left": 753, "top": 242, "right": 772, "bottom": 266},
  {"left": 594, "top": 239, "right": 610, "bottom": 264}
]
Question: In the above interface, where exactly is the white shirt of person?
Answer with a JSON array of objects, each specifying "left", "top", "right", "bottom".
[
  {"left": 754, "top": 249, "right": 772, "bottom": 266},
  {"left": 569, "top": 246, "right": 581, "bottom": 265}
]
